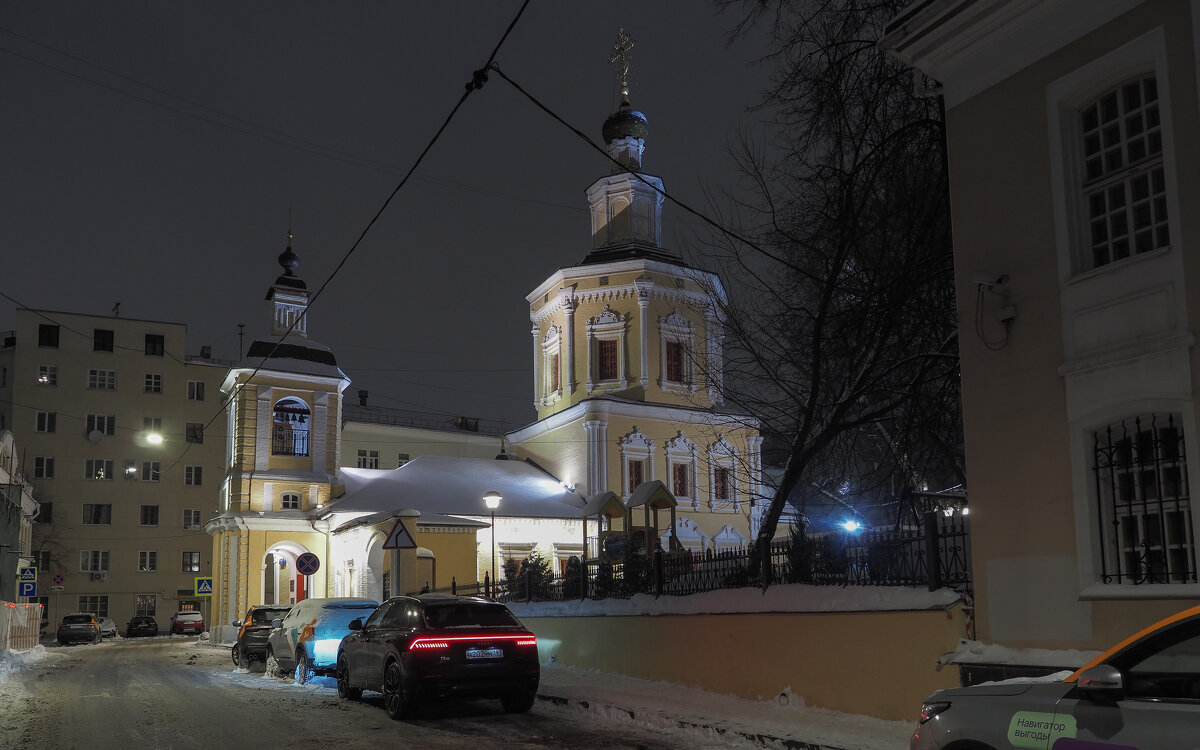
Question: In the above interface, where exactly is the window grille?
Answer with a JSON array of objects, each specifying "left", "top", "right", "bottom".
[{"left": 1093, "top": 414, "right": 1197, "bottom": 584}]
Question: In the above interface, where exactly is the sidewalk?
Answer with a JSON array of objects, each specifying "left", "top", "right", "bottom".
[{"left": 534, "top": 662, "right": 912, "bottom": 750}]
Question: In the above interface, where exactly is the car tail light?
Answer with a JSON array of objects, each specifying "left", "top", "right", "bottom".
[
  {"left": 410, "top": 639, "right": 451, "bottom": 650},
  {"left": 515, "top": 638, "right": 537, "bottom": 647}
]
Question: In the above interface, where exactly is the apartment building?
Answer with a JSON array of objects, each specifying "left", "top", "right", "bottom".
[{"left": 0, "top": 310, "right": 227, "bottom": 630}]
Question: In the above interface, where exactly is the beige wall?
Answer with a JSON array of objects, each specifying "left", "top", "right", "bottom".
[{"left": 523, "top": 604, "right": 967, "bottom": 721}]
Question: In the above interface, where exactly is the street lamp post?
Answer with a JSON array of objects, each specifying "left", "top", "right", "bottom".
[{"left": 483, "top": 491, "right": 502, "bottom": 590}]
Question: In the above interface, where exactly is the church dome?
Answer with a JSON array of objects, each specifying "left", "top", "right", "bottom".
[{"left": 602, "top": 104, "right": 648, "bottom": 144}]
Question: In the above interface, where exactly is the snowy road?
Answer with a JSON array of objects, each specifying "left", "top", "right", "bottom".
[{"left": 2, "top": 638, "right": 759, "bottom": 750}]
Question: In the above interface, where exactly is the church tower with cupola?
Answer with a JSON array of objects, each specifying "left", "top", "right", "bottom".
[
  {"left": 207, "top": 234, "right": 351, "bottom": 627},
  {"left": 509, "top": 30, "right": 763, "bottom": 556}
]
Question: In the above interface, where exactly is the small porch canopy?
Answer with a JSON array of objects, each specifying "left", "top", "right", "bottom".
[{"left": 625, "top": 480, "right": 678, "bottom": 549}]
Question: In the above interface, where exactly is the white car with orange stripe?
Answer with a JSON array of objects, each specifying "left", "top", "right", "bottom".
[
  {"left": 910, "top": 605, "right": 1200, "bottom": 749},
  {"left": 265, "top": 597, "right": 379, "bottom": 684}
]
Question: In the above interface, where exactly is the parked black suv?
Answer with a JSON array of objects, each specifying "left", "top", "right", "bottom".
[
  {"left": 125, "top": 616, "right": 159, "bottom": 638},
  {"left": 231, "top": 604, "right": 292, "bottom": 670}
]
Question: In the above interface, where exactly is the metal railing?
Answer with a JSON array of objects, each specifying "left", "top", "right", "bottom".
[{"left": 417, "top": 512, "right": 971, "bottom": 603}]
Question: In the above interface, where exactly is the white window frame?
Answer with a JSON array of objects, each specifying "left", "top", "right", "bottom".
[
  {"left": 85, "top": 459, "right": 113, "bottom": 481},
  {"left": 184, "top": 466, "right": 202, "bottom": 486},
  {"left": 540, "top": 325, "right": 563, "bottom": 405},
  {"left": 182, "top": 551, "right": 200, "bottom": 573},
  {"left": 80, "top": 550, "right": 109, "bottom": 572},
  {"left": 183, "top": 509, "right": 202, "bottom": 530},
  {"left": 187, "top": 380, "right": 205, "bottom": 401},
  {"left": 585, "top": 306, "right": 628, "bottom": 392},
  {"left": 658, "top": 309, "right": 697, "bottom": 394},
  {"left": 664, "top": 432, "right": 698, "bottom": 510},
  {"left": 618, "top": 427, "right": 655, "bottom": 499},
  {"left": 707, "top": 435, "right": 739, "bottom": 512},
  {"left": 144, "top": 373, "right": 162, "bottom": 393},
  {"left": 37, "top": 365, "right": 56, "bottom": 386},
  {"left": 141, "top": 461, "right": 160, "bottom": 482},
  {"left": 138, "top": 550, "right": 157, "bottom": 572},
  {"left": 33, "top": 456, "right": 54, "bottom": 479},
  {"left": 88, "top": 369, "right": 116, "bottom": 390},
  {"left": 35, "top": 411, "right": 56, "bottom": 433},
  {"left": 86, "top": 414, "right": 116, "bottom": 437}
]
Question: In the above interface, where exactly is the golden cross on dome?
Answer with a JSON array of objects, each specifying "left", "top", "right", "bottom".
[{"left": 609, "top": 28, "right": 635, "bottom": 104}]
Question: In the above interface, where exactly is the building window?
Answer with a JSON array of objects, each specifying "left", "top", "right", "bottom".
[
  {"left": 144, "top": 334, "right": 164, "bottom": 356},
  {"left": 713, "top": 467, "right": 731, "bottom": 500},
  {"left": 135, "top": 594, "right": 156, "bottom": 617},
  {"left": 598, "top": 339, "right": 618, "bottom": 381},
  {"left": 1081, "top": 75, "right": 1168, "bottom": 270},
  {"left": 1093, "top": 414, "right": 1196, "bottom": 585},
  {"left": 37, "top": 365, "right": 56, "bottom": 385},
  {"left": 33, "top": 456, "right": 54, "bottom": 479},
  {"left": 183, "top": 509, "right": 202, "bottom": 530},
  {"left": 272, "top": 398, "right": 310, "bottom": 456},
  {"left": 672, "top": 462, "right": 689, "bottom": 497},
  {"left": 36, "top": 503, "right": 52, "bottom": 523},
  {"left": 93, "top": 329, "right": 114, "bottom": 352},
  {"left": 124, "top": 460, "right": 137, "bottom": 479},
  {"left": 141, "top": 461, "right": 160, "bottom": 482},
  {"left": 144, "top": 373, "right": 162, "bottom": 393},
  {"left": 627, "top": 459, "right": 645, "bottom": 495},
  {"left": 659, "top": 309, "right": 696, "bottom": 393},
  {"left": 82, "top": 504, "right": 112, "bottom": 524},
  {"left": 397, "top": 452, "right": 410, "bottom": 467},
  {"left": 280, "top": 492, "right": 301, "bottom": 511},
  {"left": 38, "top": 324, "right": 59, "bottom": 348},
  {"left": 35, "top": 411, "right": 56, "bottom": 433},
  {"left": 185, "top": 422, "right": 204, "bottom": 444},
  {"left": 88, "top": 369, "right": 116, "bottom": 390},
  {"left": 80, "top": 550, "right": 109, "bottom": 572},
  {"left": 541, "top": 325, "right": 563, "bottom": 403},
  {"left": 85, "top": 414, "right": 116, "bottom": 437},
  {"left": 85, "top": 459, "right": 113, "bottom": 481},
  {"left": 185, "top": 466, "right": 202, "bottom": 486},
  {"left": 586, "top": 306, "right": 628, "bottom": 392},
  {"left": 138, "top": 551, "right": 157, "bottom": 572},
  {"left": 140, "top": 505, "right": 159, "bottom": 526},
  {"left": 78, "top": 595, "right": 109, "bottom": 618},
  {"left": 357, "top": 449, "right": 379, "bottom": 469},
  {"left": 143, "top": 416, "right": 162, "bottom": 435},
  {"left": 182, "top": 552, "right": 200, "bottom": 573},
  {"left": 187, "top": 381, "right": 205, "bottom": 401}
]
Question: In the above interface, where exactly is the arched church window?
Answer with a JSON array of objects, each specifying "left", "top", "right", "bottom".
[
  {"left": 272, "top": 397, "right": 310, "bottom": 457},
  {"left": 541, "top": 326, "right": 563, "bottom": 404}
]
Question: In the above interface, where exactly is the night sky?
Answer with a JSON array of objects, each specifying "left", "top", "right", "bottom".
[{"left": 2, "top": 2, "right": 772, "bottom": 433}]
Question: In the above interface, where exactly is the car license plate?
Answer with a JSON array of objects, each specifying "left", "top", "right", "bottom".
[{"left": 465, "top": 647, "right": 503, "bottom": 660}]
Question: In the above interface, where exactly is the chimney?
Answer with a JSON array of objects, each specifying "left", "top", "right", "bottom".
[
  {"left": 200, "top": 345, "right": 212, "bottom": 359},
  {"left": 358, "top": 390, "right": 368, "bottom": 407}
]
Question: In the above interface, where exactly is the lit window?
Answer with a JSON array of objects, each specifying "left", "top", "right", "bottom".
[
  {"left": 272, "top": 398, "right": 310, "bottom": 457},
  {"left": 85, "top": 460, "right": 113, "bottom": 481},
  {"left": 182, "top": 552, "right": 200, "bottom": 573},
  {"left": 135, "top": 594, "right": 156, "bottom": 616},
  {"left": 37, "top": 365, "right": 56, "bottom": 385}
]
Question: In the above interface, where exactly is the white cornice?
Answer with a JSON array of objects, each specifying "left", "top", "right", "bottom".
[
  {"left": 880, "top": 0, "right": 1144, "bottom": 108},
  {"left": 507, "top": 397, "right": 758, "bottom": 444},
  {"left": 527, "top": 258, "right": 725, "bottom": 310}
]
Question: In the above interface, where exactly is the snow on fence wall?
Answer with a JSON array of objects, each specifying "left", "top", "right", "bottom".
[{"left": 0, "top": 601, "right": 43, "bottom": 651}]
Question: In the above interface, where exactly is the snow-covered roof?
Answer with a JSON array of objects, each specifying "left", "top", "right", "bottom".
[{"left": 330, "top": 455, "right": 585, "bottom": 519}]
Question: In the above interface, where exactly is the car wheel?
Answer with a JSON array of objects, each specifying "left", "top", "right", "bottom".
[
  {"left": 294, "top": 650, "right": 314, "bottom": 685},
  {"left": 231, "top": 645, "right": 241, "bottom": 667},
  {"left": 336, "top": 655, "right": 362, "bottom": 701},
  {"left": 500, "top": 690, "right": 536, "bottom": 714},
  {"left": 383, "top": 659, "right": 417, "bottom": 720}
]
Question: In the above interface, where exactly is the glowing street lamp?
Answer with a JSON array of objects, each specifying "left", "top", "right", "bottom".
[{"left": 483, "top": 491, "right": 502, "bottom": 587}]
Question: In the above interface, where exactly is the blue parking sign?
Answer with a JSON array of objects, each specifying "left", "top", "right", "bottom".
[{"left": 18, "top": 581, "right": 37, "bottom": 597}]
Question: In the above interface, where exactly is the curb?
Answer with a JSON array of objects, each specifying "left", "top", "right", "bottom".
[{"left": 536, "top": 693, "right": 851, "bottom": 750}]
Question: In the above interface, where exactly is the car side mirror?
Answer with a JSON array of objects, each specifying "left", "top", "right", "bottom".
[
  {"left": 348, "top": 618, "right": 363, "bottom": 631},
  {"left": 231, "top": 620, "right": 240, "bottom": 626},
  {"left": 1076, "top": 664, "right": 1124, "bottom": 701},
  {"left": 270, "top": 618, "right": 282, "bottom": 629}
]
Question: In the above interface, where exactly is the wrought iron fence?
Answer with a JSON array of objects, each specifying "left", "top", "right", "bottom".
[{"left": 419, "top": 511, "right": 971, "bottom": 603}]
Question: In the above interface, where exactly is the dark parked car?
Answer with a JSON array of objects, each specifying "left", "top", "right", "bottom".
[
  {"left": 57, "top": 612, "right": 101, "bottom": 646},
  {"left": 336, "top": 594, "right": 540, "bottom": 719},
  {"left": 125, "top": 616, "right": 159, "bottom": 637},
  {"left": 231, "top": 605, "right": 292, "bottom": 670},
  {"left": 169, "top": 611, "right": 204, "bottom": 635}
]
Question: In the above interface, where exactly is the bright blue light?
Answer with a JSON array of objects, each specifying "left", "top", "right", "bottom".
[
  {"left": 841, "top": 520, "right": 863, "bottom": 532},
  {"left": 311, "top": 638, "right": 342, "bottom": 666}
]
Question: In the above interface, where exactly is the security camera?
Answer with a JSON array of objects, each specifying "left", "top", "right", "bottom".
[{"left": 970, "top": 271, "right": 1009, "bottom": 287}]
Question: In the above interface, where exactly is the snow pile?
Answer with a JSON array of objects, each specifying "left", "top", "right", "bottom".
[
  {"left": 0, "top": 644, "right": 50, "bottom": 684},
  {"left": 508, "top": 583, "right": 961, "bottom": 618},
  {"left": 939, "top": 639, "right": 1101, "bottom": 668}
]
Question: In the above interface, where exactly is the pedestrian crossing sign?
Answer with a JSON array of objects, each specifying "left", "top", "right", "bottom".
[{"left": 194, "top": 577, "right": 213, "bottom": 596}]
